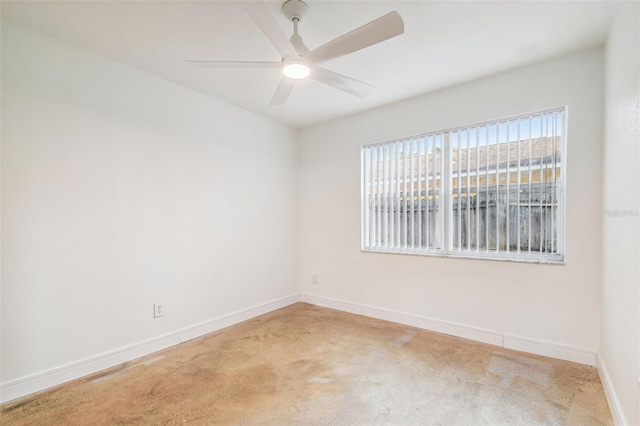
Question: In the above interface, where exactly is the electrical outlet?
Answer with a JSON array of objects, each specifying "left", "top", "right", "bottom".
[
  {"left": 154, "top": 303, "right": 164, "bottom": 318},
  {"left": 312, "top": 273, "right": 319, "bottom": 285}
]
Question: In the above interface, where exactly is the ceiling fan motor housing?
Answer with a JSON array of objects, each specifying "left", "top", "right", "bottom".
[{"left": 282, "top": 0, "right": 308, "bottom": 22}]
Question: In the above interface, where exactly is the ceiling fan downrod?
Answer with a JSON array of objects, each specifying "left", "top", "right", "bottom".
[{"left": 282, "top": 0, "right": 310, "bottom": 56}]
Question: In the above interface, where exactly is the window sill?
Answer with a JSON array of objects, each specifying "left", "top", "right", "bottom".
[{"left": 361, "top": 247, "right": 565, "bottom": 265}]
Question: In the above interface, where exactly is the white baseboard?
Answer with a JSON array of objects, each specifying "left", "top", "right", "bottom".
[
  {"left": 0, "top": 294, "right": 300, "bottom": 404},
  {"left": 597, "top": 354, "right": 627, "bottom": 426},
  {"left": 300, "top": 293, "right": 597, "bottom": 367},
  {"left": 503, "top": 335, "right": 597, "bottom": 366},
  {"left": 301, "top": 294, "right": 504, "bottom": 346}
]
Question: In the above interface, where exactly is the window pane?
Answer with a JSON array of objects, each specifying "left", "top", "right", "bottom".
[
  {"left": 362, "top": 107, "right": 565, "bottom": 262},
  {"left": 362, "top": 133, "right": 445, "bottom": 255}
]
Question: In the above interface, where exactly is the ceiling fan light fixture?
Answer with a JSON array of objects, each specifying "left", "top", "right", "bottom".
[{"left": 282, "top": 60, "right": 310, "bottom": 79}]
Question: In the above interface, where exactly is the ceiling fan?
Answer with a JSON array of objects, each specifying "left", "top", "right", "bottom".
[{"left": 186, "top": 0, "right": 404, "bottom": 105}]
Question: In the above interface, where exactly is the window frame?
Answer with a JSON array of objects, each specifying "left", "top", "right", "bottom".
[{"left": 360, "top": 107, "right": 567, "bottom": 264}]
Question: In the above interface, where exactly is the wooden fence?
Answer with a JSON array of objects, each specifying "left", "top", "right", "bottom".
[{"left": 370, "top": 183, "right": 559, "bottom": 253}]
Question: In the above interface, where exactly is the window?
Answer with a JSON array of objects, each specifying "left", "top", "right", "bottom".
[{"left": 361, "top": 108, "right": 565, "bottom": 263}]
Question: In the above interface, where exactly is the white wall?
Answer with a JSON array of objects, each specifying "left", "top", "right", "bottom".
[
  {"left": 1, "top": 22, "right": 298, "bottom": 395},
  {"left": 299, "top": 49, "right": 604, "bottom": 364},
  {"left": 601, "top": 3, "right": 640, "bottom": 425}
]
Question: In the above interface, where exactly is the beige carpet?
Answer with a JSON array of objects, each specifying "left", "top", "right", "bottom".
[{"left": 1, "top": 303, "right": 612, "bottom": 425}]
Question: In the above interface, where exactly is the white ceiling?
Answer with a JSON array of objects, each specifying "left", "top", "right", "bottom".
[{"left": 1, "top": 1, "right": 618, "bottom": 128}]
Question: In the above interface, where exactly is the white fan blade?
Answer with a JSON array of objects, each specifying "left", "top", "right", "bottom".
[
  {"left": 311, "top": 67, "right": 375, "bottom": 98},
  {"left": 186, "top": 60, "right": 281, "bottom": 69},
  {"left": 270, "top": 77, "right": 295, "bottom": 106},
  {"left": 242, "top": 2, "right": 299, "bottom": 59},
  {"left": 290, "top": 34, "right": 310, "bottom": 56},
  {"left": 304, "top": 11, "right": 404, "bottom": 65}
]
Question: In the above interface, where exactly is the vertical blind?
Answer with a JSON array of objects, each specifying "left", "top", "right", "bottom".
[
  {"left": 361, "top": 132, "right": 445, "bottom": 253},
  {"left": 361, "top": 108, "right": 565, "bottom": 262}
]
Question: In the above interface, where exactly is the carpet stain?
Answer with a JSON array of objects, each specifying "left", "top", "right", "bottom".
[
  {"left": 488, "top": 352, "right": 552, "bottom": 386},
  {"left": 310, "top": 377, "right": 334, "bottom": 383},
  {"left": 390, "top": 331, "right": 416, "bottom": 347}
]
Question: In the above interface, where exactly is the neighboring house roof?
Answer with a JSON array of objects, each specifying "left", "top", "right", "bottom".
[{"left": 369, "top": 137, "right": 561, "bottom": 178}]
